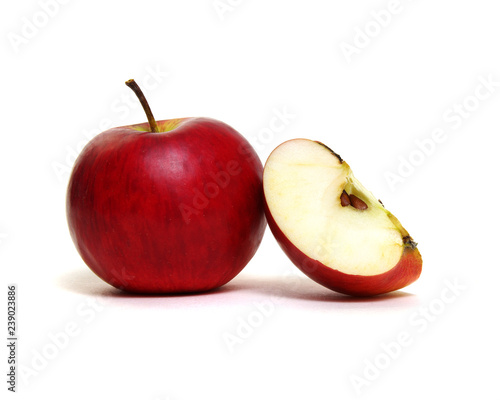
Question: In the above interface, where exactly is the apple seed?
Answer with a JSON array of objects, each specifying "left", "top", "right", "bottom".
[
  {"left": 340, "top": 190, "right": 351, "bottom": 207},
  {"left": 349, "top": 194, "right": 368, "bottom": 210}
]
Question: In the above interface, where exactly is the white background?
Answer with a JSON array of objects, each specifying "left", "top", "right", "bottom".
[{"left": 2, "top": 0, "right": 500, "bottom": 399}]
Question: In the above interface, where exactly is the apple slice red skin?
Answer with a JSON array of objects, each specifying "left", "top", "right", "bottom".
[
  {"left": 67, "top": 117, "right": 266, "bottom": 294},
  {"left": 264, "top": 200, "right": 422, "bottom": 297}
]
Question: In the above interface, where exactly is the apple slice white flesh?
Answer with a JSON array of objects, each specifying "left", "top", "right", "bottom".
[{"left": 263, "top": 139, "right": 422, "bottom": 296}]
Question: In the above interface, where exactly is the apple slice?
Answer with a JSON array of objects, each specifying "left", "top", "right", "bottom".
[{"left": 263, "top": 139, "right": 422, "bottom": 296}]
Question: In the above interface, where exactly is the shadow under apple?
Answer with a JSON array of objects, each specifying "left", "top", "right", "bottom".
[{"left": 57, "top": 268, "right": 418, "bottom": 309}]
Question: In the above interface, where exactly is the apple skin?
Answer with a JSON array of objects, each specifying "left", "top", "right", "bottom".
[
  {"left": 264, "top": 200, "right": 422, "bottom": 297},
  {"left": 67, "top": 117, "right": 266, "bottom": 293}
]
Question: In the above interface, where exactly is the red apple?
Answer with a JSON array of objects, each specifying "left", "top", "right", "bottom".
[
  {"left": 263, "top": 139, "right": 422, "bottom": 296},
  {"left": 67, "top": 80, "right": 266, "bottom": 293}
]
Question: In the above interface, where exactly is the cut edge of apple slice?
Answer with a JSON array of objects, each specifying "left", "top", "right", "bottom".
[{"left": 263, "top": 139, "right": 406, "bottom": 277}]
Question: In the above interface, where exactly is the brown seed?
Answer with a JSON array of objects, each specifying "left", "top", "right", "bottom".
[
  {"left": 349, "top": 194, "right": 368, "bottom": 210},
  {"left": 340, "top": 190, "right": 351, "bottom": 207}
]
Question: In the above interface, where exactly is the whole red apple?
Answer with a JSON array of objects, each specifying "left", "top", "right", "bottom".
[{"left": 67, "top": 80, "right": 266, "bottom": 293}]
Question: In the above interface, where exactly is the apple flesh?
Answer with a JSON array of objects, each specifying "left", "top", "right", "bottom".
[
  {"left": 67, "top": 81, "right": 266, "bottom": 293},
  {"left": 263, "top": 139, "right": 422, "bottom": 296}
]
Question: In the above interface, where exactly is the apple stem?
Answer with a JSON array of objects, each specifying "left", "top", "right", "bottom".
[{"left": 125, "top": 79, "right": 160, "bottom": 133}]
